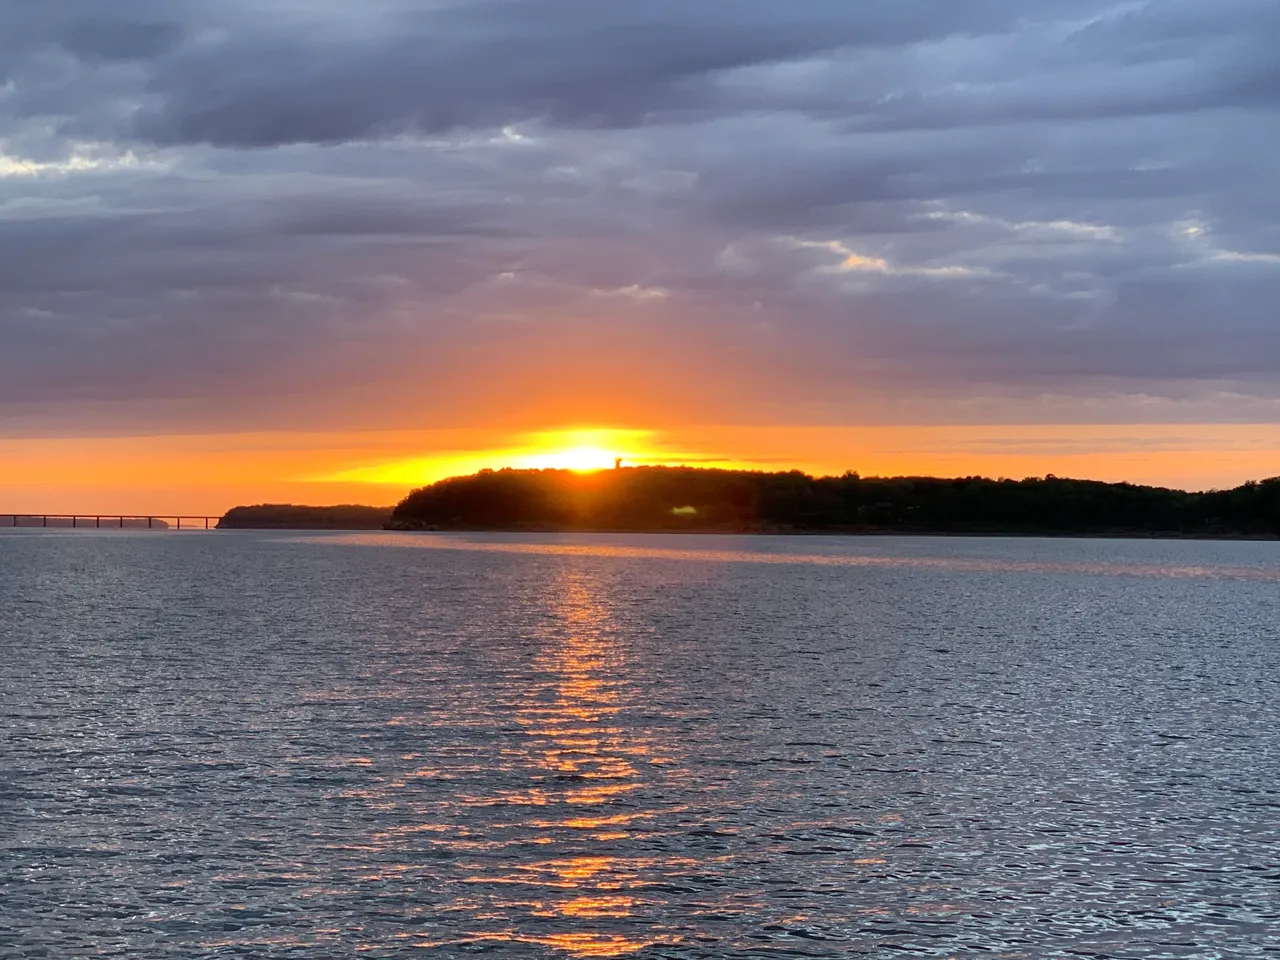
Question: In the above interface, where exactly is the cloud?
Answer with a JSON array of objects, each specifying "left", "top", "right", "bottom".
[
  {"left": 0, "top": 0, "right": 1278, "bottom": 435},
  {"left": 784, "top": 237, "right": 988, "bottom": 280},
  {"left": 123, "top": 0, "right": 1093, "bottom": 147},
  {"left": 921, "top": 208, "right": 1123, "bottom": 243},
  {"left": 1211, "top": 250, "right": 1280, "bottom": 265}
]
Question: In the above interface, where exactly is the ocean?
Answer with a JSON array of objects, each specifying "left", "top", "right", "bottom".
[{"left": 3, "top": 530, "right": 1278, "bottom": 957}]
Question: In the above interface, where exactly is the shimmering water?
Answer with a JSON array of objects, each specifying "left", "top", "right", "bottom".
[{"left": 3, "top": 530, "right": 1278, "bottom": 958}]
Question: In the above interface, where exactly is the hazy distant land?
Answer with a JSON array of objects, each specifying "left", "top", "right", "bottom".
[
  {"left": 219, "top": 468, "right": 1280, "bottom": 538},
  {"left": 217, "top": 505, "right": 392, "bottom": 530}
]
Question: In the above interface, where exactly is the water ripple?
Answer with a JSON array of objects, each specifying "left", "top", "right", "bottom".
[{"left": 2, "top": 530, "right": 1278, "bottom": 957}]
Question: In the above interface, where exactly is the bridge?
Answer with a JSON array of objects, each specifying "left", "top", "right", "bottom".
[{"left": 3, "top": 514, "right": 221, "bottom": 530}]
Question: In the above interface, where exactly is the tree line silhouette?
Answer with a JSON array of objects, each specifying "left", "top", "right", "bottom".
[
  {"left": 218, "top": 504, "right": 392, "bottom": 530},
  {"left": 389, "top": 467, "right": 1280, "bottom": 537}
]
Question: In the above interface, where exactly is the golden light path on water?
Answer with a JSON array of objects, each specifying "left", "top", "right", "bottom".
[
  {"left": 434, "top": 569, "right": 683, "bottom": 955},
  {"left": 346, "top": 565, "right": 689, "bottom": 955}
]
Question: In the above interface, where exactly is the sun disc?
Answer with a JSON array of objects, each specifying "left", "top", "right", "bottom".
[{"left": 521, "top": 445, "right": 618, "bottom": 472}]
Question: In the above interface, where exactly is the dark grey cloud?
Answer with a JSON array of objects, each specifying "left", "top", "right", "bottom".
[
  {"left": 1, "top": 0, "right": 1279, "bottom": 433},
  {"left": 128, "top": 0, "right": 1098, "bottom": 146}
]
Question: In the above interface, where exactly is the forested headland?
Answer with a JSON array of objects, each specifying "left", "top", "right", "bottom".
[
  {"left": 217, "top": 504, "right": 392, "bottom": 530},
  {"left": 388, "top": 467, "right": 1280, "bottom": 538}
]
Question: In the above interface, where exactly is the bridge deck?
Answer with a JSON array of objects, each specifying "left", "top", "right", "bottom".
[{"left": 3, "top": 515, "right": 221, "bottom": 530}]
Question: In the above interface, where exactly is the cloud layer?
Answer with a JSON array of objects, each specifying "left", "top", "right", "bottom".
[{"left": 2, "top": 0, "right": 1278, "bottom": 434}]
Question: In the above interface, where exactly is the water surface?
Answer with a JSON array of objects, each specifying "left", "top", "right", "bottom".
[{"left": 2, "top": 531, "right": 1278, "bottom": 957}]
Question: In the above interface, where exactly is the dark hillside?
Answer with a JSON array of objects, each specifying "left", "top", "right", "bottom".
[
  {"left": 218, "top": 504, "right": 392, "bottom": 530},
  {"left": 389, "top": 467, "right": 1280, "bottom": 537}
]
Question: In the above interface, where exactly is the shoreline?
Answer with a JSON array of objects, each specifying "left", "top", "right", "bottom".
[{"left": 381, "top": 523, "right": 1280, "bottom": 542}]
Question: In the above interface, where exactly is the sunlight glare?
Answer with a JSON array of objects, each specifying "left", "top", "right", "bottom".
[
  {"left": 518, "top": 445, "right": 619, "bottom": 472},
  {"left": 319, "top": 428, "right": 654, "bottom": 486}
]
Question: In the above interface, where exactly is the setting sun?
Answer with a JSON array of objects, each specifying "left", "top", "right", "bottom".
[
  {"left": 511, "top": 429, "right": 647, "bottom": 472},
  {"left": 319, "top": 429, "right": 656, "bottom": 487},
  {"left": 520, "top": 445, "right": 619, "bottom": 472}
]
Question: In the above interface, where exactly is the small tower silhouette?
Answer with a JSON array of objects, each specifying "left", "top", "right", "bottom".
[{"left": 614, "top": 457, "right": 624, "bottom": 470}]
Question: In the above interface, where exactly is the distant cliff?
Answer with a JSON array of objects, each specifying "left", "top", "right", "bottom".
[
  {"left": 389, "top": 467, "right": 1280, "bottom": 538},
  {"left": 217, "top": 504, "right": 392, "bottom": 530}
]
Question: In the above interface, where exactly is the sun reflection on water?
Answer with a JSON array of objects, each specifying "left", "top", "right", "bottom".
[{"left": 422, "top": 566, "right": 684, "bottom": 955}]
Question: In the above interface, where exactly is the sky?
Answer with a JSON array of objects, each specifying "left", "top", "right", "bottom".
[{"left": 2, "top": 0, "right": 1279, "bottom": 514}]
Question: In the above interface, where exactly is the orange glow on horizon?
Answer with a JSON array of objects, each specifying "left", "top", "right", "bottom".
[
  {"left": 316, "top": 428, "right": 757, "bottom": 487},
  {"left": 3, "top": 422, "right": 1280, "bottom": 515}
]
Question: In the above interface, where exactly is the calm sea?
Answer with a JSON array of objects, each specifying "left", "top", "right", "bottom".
[{"left": 2, "top": 530, "right": 1278, "bottom": 958}]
